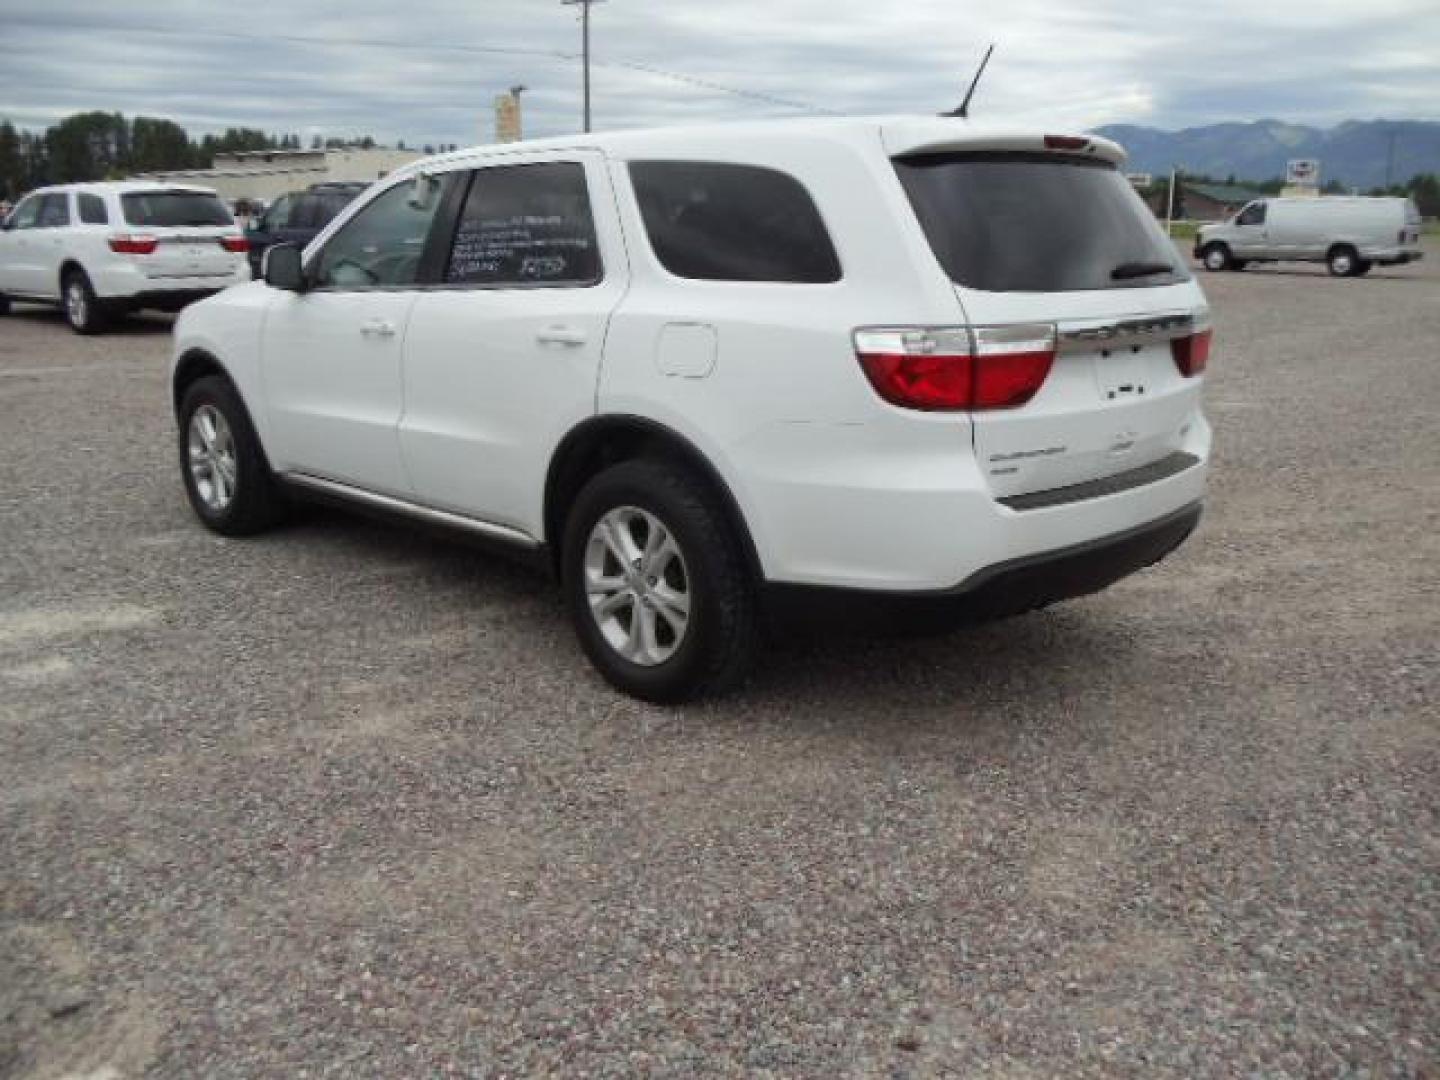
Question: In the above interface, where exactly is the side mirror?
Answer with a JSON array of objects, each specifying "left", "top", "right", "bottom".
[{"left": 263, "top": 243, "right": 306, "bottom": 292}]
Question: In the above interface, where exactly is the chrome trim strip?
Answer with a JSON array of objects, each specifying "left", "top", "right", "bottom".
[
  {"left": 281, "top": 473, "right": 541, "bottom": 549},
  {"left": 1057, "top": 312, "right": 1195, "bottom": 354}
]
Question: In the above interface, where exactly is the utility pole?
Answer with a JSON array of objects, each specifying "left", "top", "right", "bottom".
[
  {"left": 561, "top": 0, "right": 605, "bottom": 133},
  {"left": 1385, "top": 128, "right": 1398, "bottom": 190}
]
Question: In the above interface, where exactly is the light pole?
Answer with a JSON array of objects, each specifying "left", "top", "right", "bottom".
[{"left": 561, "top": 0, "right": 605, "bottom": 133}]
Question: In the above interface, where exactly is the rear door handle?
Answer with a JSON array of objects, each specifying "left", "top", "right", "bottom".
[
  {"left": 536, "top": 325, "right": 587, "bottom": 347},
  {"left": 360, "top": 318, "right": 396, "bottom": 339}
]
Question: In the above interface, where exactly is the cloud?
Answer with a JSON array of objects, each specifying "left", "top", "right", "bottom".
[{"left": 1, "top": 0, "right": 1436, "bottom": 145}]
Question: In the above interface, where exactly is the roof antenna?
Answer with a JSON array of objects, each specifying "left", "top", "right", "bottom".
[{"left": 943, "top": 44, "right": 995, "bottom": 118}]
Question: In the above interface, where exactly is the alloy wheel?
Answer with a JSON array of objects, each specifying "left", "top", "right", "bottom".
[
  {"left": 66, "top": 281, "right": 88, "bottom": 328},
  {"left": 583, "top": 506, "right": 691, "bottom": 666},
  {"left": 187, "top": 404, "right": 238, "bottom": 511}
]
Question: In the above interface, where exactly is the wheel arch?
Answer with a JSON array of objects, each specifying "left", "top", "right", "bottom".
[
  {"left": 543, "top": 415, "right": 764, "bottom": 583},
  {"left": 172, "top": 348, "right": 235, "bottom": 419},
  {"left": 58, "top": 258, "right": 88, "bottom": 290}
]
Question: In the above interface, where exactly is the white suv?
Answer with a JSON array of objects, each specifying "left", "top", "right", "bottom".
[
  {"left": 170, "top": 117, "right": 1212, "bottom": 701},
  {"left": 0, "top": 182, "right": 250, "bottom": 333}
]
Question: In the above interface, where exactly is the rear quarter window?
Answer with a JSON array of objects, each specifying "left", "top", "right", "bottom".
[
  {"left": 629, "top": 161, "right": 841, "bottom": 283},
  {"left": 895, "top": 152, "right": 1189, "bottom": 292}
]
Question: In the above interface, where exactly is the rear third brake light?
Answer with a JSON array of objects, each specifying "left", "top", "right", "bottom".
[
  {"left": 219, "top": 236, "right": 249, "bottom": 253},
  {"left": 108, "top": 235, "right": 158, "bottom": 255},
  {"left": 854, "top": 325, "right": 1056, "bottom": 412},
  {"left": 1044, "top": 135, "right": 1091, "bottom": 151}
]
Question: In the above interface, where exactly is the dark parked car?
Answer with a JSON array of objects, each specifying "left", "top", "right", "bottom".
[{"left": 244, "top": 182, "right": 368, "bottom": 275}]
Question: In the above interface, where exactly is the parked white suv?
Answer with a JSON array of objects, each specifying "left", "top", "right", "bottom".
[
  {"left": 0, "top": 182, "right": 251, "bottom": 333},
  {"left": 170, "top": 117, "right": 1212, "bottom": 701}
]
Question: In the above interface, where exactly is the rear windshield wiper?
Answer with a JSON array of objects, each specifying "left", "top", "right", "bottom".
[{"left": 1111, "top": 261, "right": 1175, "bottom": 281}]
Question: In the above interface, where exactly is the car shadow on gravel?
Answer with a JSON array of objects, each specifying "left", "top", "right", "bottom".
[
  {"left": 273, "top": 502, "right": 1130, "bottom": 716},
  {"left": 6, "top": 305, "right": 174, "bottom": 335}
]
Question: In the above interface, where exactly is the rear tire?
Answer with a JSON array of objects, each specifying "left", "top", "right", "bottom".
[
  {"left": 1201, "top": 244, "right": 1232, "bottom": 272},
  {"left": 62, "top": 269, "right": 108, "bottom": 334},
  {"left": 562, "top": 459, "right": 758, "bottom": 703},
  {"left": 177, "top": 375, "right": 283, "bottom": 536},
  {"left": 1352, "top": 259, "right": 1373, "bottom": 277},
  {"left": 1327, "top": 246, "right": 1359, "bottom": 277},
  {"left": 0, "top": 294, "right": 10, "bottom": 316}
]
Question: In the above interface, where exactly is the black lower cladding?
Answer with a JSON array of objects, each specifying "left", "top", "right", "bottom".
[{"left": 764, "top": 502, "right": 1203, "bottom": 631}]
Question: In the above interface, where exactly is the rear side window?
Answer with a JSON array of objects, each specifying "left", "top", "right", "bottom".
[
  {"left": 122, "top": 191, "right": 232, "bottom": 228},
  {"left": 78, "top": 194, "right": 108, "bottom": 225},
  {"left": 894, "top": 153, "right": 1189, "bottom": 292},
  {"left": 37, "top": 194, "right": 71, "bottom": 228},
  {"left": 629, "top": 161, "right": 841, "bottom": 283},
  {"left": 444, "top": 162, "right": 601, "bottom": 287}
]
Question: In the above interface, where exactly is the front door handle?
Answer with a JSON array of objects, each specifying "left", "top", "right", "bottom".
[
  {"left": 536, "top": 325, "right": 587, "bottom": 348},
  {"left": 360, "top": 318, "right": 396, "bottom": 339}
]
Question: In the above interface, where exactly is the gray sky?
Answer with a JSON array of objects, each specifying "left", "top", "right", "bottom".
[{"left": 2, "top": 0, "right": 1437, "bottom": 145}]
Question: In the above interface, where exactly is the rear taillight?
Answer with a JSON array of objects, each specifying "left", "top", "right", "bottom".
[
  {"left": 854, "top": 325, "right": 1057, "bottom": 412},
  {"left": 1171, "top": 327, "right": 1212, "bottom": 377},
  {"left": 108, "top": 235, "right": 158, "bottom": 255},
  {"left": 219, "top": 236, "right": 249, "bottom": 253}
]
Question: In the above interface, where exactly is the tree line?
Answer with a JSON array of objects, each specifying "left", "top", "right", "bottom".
[
  {"left": 1145, "top": 170, "right": 1440, "bottom": 219},
  {"left": 0, "top": 111, "right": 459, "bottom": 200}
]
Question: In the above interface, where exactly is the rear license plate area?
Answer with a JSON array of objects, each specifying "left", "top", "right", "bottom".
[{"left": 1092, "top": 347, "right": 1149, "bottom": 403}]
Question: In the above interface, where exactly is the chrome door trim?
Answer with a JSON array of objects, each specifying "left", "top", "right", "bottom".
[{"left": 280, "top": 472, "right": 541, "bottom": 549}]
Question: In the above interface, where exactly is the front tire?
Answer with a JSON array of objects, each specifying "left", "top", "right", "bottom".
[
  {"left": 562, "top": 459, "right": 757, "bottom": 703},
  {"left": 177, "top": 375, "right": 283, "bottom": 536},
  {"left": 62, "top": 269, "right": 108, "bottom": 334},
  {"left": 1201, "top": 244, "right": 1232, "bottom": 272}
]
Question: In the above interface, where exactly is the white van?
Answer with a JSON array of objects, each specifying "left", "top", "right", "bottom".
[
  {"left": 170, "top": 117, "right": 1213, "bottom": 701},
  {"left": 1195, "top": 196, "right": 1423, "bottom": 276}
]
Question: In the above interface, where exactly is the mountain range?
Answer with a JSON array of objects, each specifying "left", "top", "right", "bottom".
[{"left": 1091, "top": 120, "right": 1440, "bottom": 189}]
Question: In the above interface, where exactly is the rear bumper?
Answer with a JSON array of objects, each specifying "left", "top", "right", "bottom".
[
  {"left": 766, "top": 501, "right": 1202, "bottom": 626},
  {"left": 91, "top": 261, "right": 250, "bottom": 301}
]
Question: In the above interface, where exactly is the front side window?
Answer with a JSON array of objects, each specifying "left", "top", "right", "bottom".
[
  {"left": 444, "top": 162, "right": 601, "bottom": 287},
  {"left": 122, "top": 191, "right": 232, "bottom": 228},
  {"left": 629, "top": 161, "right": 841, "bottom": 283},
  {"left": 79, "top": 194, "right": 109, "bottom": 225},
  {"left": 37, "top": 193, "right": 71, "bottom": 228},
  {"left": 7, "top": 196, "right": 41, "bottom": 230},
  {"left": 312, "top": 176, "right": 453, "bottom": 289},
  {"left": 1236, "top": 202, "right": 1265, "bottom": 227}
]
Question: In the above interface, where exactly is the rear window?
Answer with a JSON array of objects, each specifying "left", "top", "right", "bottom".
[
  {"left": 629, "top": 161, "right": 841, "bottom": 283},
  {"left": 121, "top": 191, "right": 232, "bottom": 228},
  {"left": 894, "top": 153, "right": 1189, "bottom": 292}
]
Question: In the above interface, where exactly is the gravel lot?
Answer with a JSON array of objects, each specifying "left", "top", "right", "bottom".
[{"left": 2, "top": 246, "right": 1437, "bottom": 1078}]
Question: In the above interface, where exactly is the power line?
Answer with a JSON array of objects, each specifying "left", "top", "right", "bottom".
[{"left": 1, "top": 16, "right": 835, "bottom": 119}]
